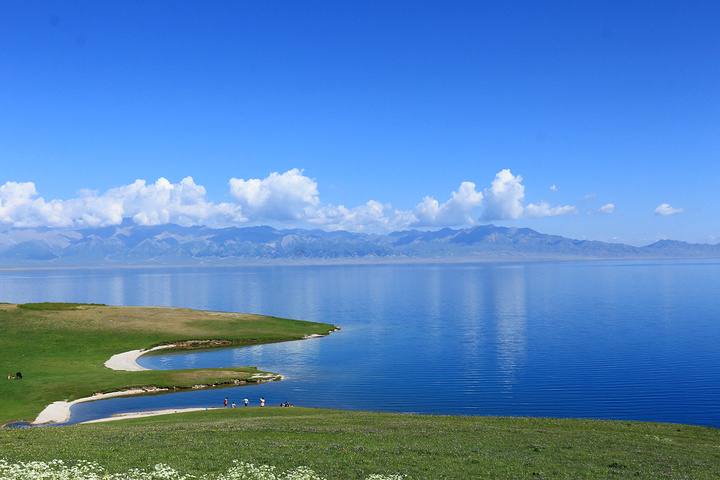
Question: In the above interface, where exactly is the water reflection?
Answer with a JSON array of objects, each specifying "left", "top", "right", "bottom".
[
  {"left": 492, "top": 266, "right": 527, "bottom": 389},
  {"left": 458, "top": 267, "right": 484, "bottom": 352}
]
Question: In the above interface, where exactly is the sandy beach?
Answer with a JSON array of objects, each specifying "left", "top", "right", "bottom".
[
  {"left": 32, "top": 345, "right": 176, "bottom": 425},
  {"left": 79, "top": 407, "right": 216, "bottom": 424},
  {"left": 104, "top": 344, "right": 175, "bottom": 371}
]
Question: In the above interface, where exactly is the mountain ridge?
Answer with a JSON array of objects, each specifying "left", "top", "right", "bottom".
[{"left": 0, "top": 223, "right": 718, "bottom": 266}]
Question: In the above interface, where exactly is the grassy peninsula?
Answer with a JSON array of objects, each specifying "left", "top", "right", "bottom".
[{"left": 0, "top": 302, "right": 337, "bottom": 424}]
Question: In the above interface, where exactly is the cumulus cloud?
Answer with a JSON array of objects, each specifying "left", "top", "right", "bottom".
[
  {"left": 0, "top": 181, "right": 71, "bottom": 228},
  {"left": 478, "top": 169, "right": 576, "bottom": 221},
  {"left": 481, "top": 169, "right": 525, "bottom": 220},
  {"left": 229, "top": 168, "right": 319, "bottom": 221},
  {"left": 305, "top": 181, "right": 484, "bottom": 233},
  {"left": 412, "top": 182, "right": 483, "bottom": 227},
  {"left": 654, "top": 203, "right": 685, "bottom": 216},
  {"left": 114, "top": 177, "right": 242, "bottom": 226},
  {"left": 309, "top": 201, "right": 414, "bottom": 233},
  {"left": 0, "top": 177, "right": 242, "bottom": 228},
  {"left": 1, "top": 168, "right": 579, "bottom": 232}
]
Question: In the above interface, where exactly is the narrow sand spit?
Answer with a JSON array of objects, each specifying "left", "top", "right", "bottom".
[
  {"left": 32, "top": 345, "right": 175, "bottom": 425},
  {"left": 31, "top": 386, "right": 170, "bottom": 425},
  {"left": 104, "top": 344, "right": 175, "bottom": 371},
  {"left": 79, "top": 407, "right": 216, "bottom": 424}
]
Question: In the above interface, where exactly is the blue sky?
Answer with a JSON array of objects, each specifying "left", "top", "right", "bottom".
[{"left": 1, "top": 1, "right": 718, "bottom": 245}]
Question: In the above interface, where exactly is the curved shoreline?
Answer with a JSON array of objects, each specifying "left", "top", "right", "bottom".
[
  {"left": 79, "top": 407, "right": 217, "bottom": 424},
  {"left": 104, "top": 344, "right": 176, "bottom": 371},
  {"left": 31, "top": 344, "right": 286, "bottom": 425},
  {"left": 32, "top": 346, "right": 177, "bottom": 425},
  {"left": 30, "top": 333, "right": 334, "bottom": 425},
  {"left": 31, "top": 386, "right": 174, "bottom": 425}
]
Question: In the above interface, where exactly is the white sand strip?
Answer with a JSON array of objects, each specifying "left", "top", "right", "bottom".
[
  {"left": 80, "top": 407, "right": 215, "bottom": 424},
  {"left": 32, "top": 345, "right": 177, "bottom": 425},
  {"left": 104, "top": 344, "right": 175, "bottom": 371},
  {"left": 31, "top": 387, "right": 169, "bottom": 425}
]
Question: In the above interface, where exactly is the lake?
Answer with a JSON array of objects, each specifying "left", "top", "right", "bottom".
[{"left": 2, "top": 260, "right": 719, "bottom": 427}]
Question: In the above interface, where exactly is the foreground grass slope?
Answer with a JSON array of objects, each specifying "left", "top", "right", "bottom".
[
  {"left": 0, "top": 303, "right": 337, "bottom": 424},
  {"left": 1, "top": 407, "right": 719, "bottom": 479}
]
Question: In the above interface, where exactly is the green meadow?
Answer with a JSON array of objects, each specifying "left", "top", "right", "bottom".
[
  {"left": 0, "top": 302, "right": 337, "bottom": 424},
  {"left": 2, "top": 303, "right": 719, "bottom": 479},
  {"left": 2, "top": 408, "right": 719, "bottom": 479}
]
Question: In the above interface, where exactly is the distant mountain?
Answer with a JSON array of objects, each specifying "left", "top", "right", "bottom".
[{"left": 0, "top": 223, "right": 718, "bottom": 266}]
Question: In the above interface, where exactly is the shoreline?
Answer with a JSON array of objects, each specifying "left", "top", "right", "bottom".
[
  {"left": 2, "top": 255, "right": 694, "bottom": 273},
  {"left": 32, "top": 345, "right": 176, "bottom": 425},
  {"left": 104, "top": 344, "right": 176, "bottom": 371},
  {"left": 31, "top": 344, "right": 284, "bottom": 425},
  {"left": 79, "top": 407, "right": 217, "bottom": 424},
  {"left": 31, "top": 386, "right": 172, "bottom": 425}
]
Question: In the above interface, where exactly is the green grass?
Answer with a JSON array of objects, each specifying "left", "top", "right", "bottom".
[
  {"left": 1, "top": 408, "right": 719, "bottom": 479},
  {"left": 17, "top": 302, "right": 107, "bottom": 311},
  {"left": 0, "top": 303, "right": 337, "bottom": 424}
]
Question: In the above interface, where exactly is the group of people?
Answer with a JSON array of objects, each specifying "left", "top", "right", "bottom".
[
  {"left": 7, "top": 372, "right": 21, "bottom": 379},
  {"left": 223, "top": 397, "right": 252, "bottom": 408},
  {"left": 223, "top": 397, "right": 289, "bottom": 408}
]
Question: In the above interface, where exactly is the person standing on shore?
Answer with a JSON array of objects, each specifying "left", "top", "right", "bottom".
[
  {"left": 244, "top": 397, "right": 249, "bottom": 407},
  {"left": 224, "top": 398, "right": 228, "bottom": 408},
  {"left": 260, "top": 397, "right": 265, "bottom": 407}
]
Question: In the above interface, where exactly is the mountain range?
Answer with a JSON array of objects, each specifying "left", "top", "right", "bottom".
[{"left": 0, "top": 221, "right": 718, "bottom": 267}]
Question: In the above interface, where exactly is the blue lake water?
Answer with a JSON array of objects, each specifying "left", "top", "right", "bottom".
[{"left": 2, "top": 260, "right": 719, "bottom": 427}]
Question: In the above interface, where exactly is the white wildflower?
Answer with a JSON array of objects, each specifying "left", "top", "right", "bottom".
[{"left": 0, "top": 459, "right": 405, "bottom": 480}]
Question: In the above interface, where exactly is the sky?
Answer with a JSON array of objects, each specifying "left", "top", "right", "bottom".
[{"left": 1, "top": 1, "right": 719, "bottom": 246}]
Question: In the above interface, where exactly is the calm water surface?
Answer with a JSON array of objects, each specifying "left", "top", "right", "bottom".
[{"left": 2, "top": 260, "right": 719, "bottom": 427}]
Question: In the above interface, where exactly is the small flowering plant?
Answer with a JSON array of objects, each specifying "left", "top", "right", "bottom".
[{"left": 0, "top": 459, "right": 406, "bottom": 480}]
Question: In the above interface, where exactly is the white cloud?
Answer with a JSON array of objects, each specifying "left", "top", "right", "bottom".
[
  {"left": 85, "top": 176, "right": 243, "bottom": 227},
  {"left": 550, "top": 184, "right": 558, "bottom": 192},
  {"left": 654, "top": 203, "right": 685, "bottom": 216},
  {"left": 229, "top": 168, "right": 319, "bottom": 221},
  {"left": 412, "top": 182, "right": 483, "bottom": 227},
  {"left": 1, "top": 168, "right": 579, "bottom": 232},
  {"left": 586, "top": 203, "right": 615, "bottom": 215},
  {"left": 524, "top": 201, "right": 577, "bottom": 218},
  {"left": 481, "top": 169, "right": 525, "bottom": 220},
  {"left": 118, "top": 177, "right": 242, "bottom": 227},
  {"left": 310, "top": 201, "right": 399, "bottom": 232},
  {"left": 0, "top": 181, "right": 72, "bottom": 228},
  {"left": 597, "top": 203, "right": 615, "bottom": 214},
  {"left": 0, "top": 177, "right": 242, "bottom": 228},
  {"left": 478, "top": 169, "right": 576, "bottom": 220}
]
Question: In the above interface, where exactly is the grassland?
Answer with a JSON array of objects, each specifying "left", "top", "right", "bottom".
[
  {"left": 0, "top": 302, "right": 337, "bottom": 424},
  {"left": 1, "top": 407, "right": 719, "bottom": 479}
]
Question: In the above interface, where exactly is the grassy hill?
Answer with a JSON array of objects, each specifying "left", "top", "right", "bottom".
[{"left": 1, "top": 407, "right": 719, "bottom": 479}]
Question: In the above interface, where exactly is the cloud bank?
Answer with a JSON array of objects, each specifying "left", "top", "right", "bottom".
[{"left": 0, "top": 168, "right": 589, "bottom": 232}]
